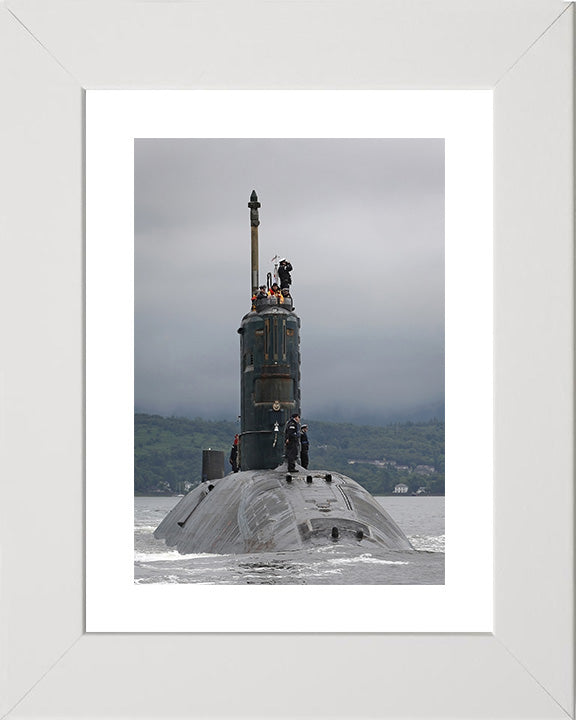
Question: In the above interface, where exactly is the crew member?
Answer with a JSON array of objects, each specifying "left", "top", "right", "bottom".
[
  {"left": 256, "top": 285, "right": 267, "bottom": 299},
  {"left": 229, "top": 434, "right": 239, "bottom": 473},
  {"left": 284, "top": 413, "right": 300, "bottom": 472},
  {"left": 278, "top": 259, "right": 293, "bottom": 289},
  {"left": 268, "top": 283, "right": 282, "bottom": 303},
  {"left": 300, "top": 424, "right": 309, "bottom": 469}
]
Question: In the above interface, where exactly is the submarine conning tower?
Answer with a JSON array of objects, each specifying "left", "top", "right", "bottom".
[{"left": 238, "top": 191, "right": 301, "bottom": 470}]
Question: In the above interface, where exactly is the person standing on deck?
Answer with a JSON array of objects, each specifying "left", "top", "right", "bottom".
[
  {"left": 300, "top": 424, "right": 309, "bottom": 469},
  {"left": 278, "top": 259, "right": 293, "bottom": 290},
  {"left": 229, "top": 434, "right": 239, "bottom": 473},
  {"left": 284, "top": 413, "right": 300, "bottom": 472}
]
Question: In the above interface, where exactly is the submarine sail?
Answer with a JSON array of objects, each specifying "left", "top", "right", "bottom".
[
  {"left": 154, "top": 191, "right": 413, "bottom": 554},
  {"left": 239, "top": 191, "right": 300, "bottom": 469}
]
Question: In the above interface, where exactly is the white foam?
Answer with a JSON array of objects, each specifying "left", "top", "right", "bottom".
[
  {"left": 327, "top": 554, "right": 409, "bottom": 566},
  {"left": 409, "top": 535, "right": 445, "bottom": 553},
  {"left": 134, "top": 551, "right": 219, "bottom": 562}
]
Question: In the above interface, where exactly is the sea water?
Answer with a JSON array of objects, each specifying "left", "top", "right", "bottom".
[{"left": 134, "top": 495, "right": 444, "bottom": 585}]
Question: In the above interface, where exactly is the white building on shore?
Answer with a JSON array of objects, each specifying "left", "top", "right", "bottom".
[{"left": 393, "top": 483, "right": 409, "bottom": 494}]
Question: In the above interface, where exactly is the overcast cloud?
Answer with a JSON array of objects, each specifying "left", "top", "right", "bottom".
[{"left": 135, "top": 139, "right": 444, "bottom": 425}]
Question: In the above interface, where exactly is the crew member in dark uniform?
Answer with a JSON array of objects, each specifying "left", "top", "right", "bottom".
[
  {"left": 284, "top": 413, "right": 300, "bottom": 472},
  {"left": 229, "top": 434, "right": 239, "bottom": 473},
  {"left": 300, "top": 424, "right": 309, "bottom": 469},
  {"left": 278, "top": 259, "right": 293, "bottom": 289}
]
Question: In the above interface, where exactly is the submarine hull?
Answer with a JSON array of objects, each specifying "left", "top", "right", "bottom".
[{"left": 154, "top": 464, "right": 414, "bottom": 554}]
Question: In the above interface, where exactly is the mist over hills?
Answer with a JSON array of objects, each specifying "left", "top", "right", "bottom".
[
  {"left": 310, "top": 400, "right": 445, "bottom": 427},
  {"left": 134, "top": 400, "right": 445, "bottom": 428}
]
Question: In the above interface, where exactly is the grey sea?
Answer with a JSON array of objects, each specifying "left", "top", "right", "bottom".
[{"left": 135, "top": 495, "right": 444, "bottom": 585}]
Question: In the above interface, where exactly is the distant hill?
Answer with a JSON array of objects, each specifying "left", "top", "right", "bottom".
[
  {"left": 135, "top": 413, "right": 444, "bottom": 496},
  {"left": 134, "top": 401, "right": 445, "bottom": 427}
]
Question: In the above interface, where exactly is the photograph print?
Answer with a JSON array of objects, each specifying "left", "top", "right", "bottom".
[{"left": 134, "top": 138, "right": 445, "bottom": 585}]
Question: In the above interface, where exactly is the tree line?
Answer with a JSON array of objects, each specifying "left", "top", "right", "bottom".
[{"left": 134, "top": 413, "right": 445, "bottom": 496}]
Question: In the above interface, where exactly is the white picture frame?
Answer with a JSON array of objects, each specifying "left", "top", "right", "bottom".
[{"left": 1, "top": 1, "right": 573, "bottom": 718}]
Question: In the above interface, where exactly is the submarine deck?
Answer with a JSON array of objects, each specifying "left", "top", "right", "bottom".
[{"left": 154, "top": 464, "right": 414, "bottom": 555}]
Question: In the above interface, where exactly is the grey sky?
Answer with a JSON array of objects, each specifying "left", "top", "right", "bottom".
[{"left": 135, "top": 139, "right": 444, "bottom": 425}]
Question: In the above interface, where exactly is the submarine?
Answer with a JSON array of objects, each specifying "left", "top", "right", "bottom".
[{"left": 154, "top": 191, "right": 414, "bottom": 555}]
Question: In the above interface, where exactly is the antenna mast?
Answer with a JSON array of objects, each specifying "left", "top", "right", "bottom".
[{"left": 248, "top": 190, "right": 261, "bottom": 296}]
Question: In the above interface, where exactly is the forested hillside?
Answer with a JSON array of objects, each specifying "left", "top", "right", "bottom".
[{"left": 135, "top": 413, "right": 444, "bottom": 496}]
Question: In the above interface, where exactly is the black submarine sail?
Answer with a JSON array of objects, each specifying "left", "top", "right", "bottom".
[
  {"left": 239, "top": 190, "right": 300, "bottom": 470},
  {"left": 154, "top": 191, "right": 413, "bottom": 554}
]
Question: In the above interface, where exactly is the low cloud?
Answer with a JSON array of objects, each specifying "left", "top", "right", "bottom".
[{"left": 135, "top": 139, "right": 444, "bottom": 424}]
